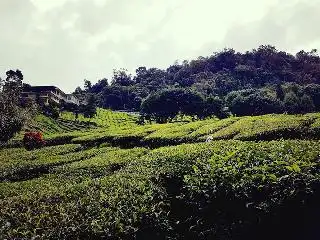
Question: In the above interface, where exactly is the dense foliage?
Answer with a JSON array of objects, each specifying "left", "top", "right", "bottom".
[
  {"left": 1, "top": 109, "right": 320, "bottom": 239},
  {"left": 0, "top": 140, "right": 319, "bottom": 239},
  {"left": 0, "top": 70, "right": 34, "bottom": 143},
  {"left": 75, "top": 46, "right": 320, "bottom": 120}
]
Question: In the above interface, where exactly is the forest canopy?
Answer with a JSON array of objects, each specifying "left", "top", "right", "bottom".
[{"left": 75, "top": 45, "right": 320, "bottom": 122}]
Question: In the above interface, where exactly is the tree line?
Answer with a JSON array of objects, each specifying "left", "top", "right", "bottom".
[{"left": 75, "top": 45, "right": 320, "bottom": 122}]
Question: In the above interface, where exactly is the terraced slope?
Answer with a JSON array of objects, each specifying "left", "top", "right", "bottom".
[
  {"left": 60, "top": 108, "right": 138, "bottom": 128},
  {"left": 22, "top": 115, "right": 96, "bottom": 136},
  {"left": 54, "top": 113, "right": 320, "bottom": 147},
  {"left": 7, "top": 109, "right": 140, "bottom": 147},
  {"left": 0, "top": 140, "right": 319, "bottom": 239},
  {"left": 2, "top": 110, "right": 320, "bottom": 239},
  {"left": 9, "top": 111, "right": 320, "bottom": 150}
]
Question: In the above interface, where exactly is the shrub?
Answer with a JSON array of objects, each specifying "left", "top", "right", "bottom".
[{"left": 23, "top": 131, "right": 45, "bottom": 150}]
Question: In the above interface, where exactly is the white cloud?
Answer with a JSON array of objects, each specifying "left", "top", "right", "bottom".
[
  {"left": 30, "top": 0, "right": 69, "bottom": 12},
  {"left": 1, "top": 0, "right": 320, "bottom": 92}
]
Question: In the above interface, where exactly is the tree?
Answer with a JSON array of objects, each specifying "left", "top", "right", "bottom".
[
  {"left": 141, "top": 89, "right": 182, "bottom": 123},
  {"left": 166, "top": 64, "right": 183, "bottom": 84},
  {"left": 304, "top": 84, "right": 320, "bottom": 110},
  {"left": 275, "top": 83, "right": 285, "bottom": 101},
  {"left": 141, "top": 89, "right": 211, "bottom": 122},
  {"left": 212, "top": 72, "right": 239, "bottom": 96},
  {"left": 180, "top": 90, "right": 205, "bottom": 119},
  {"left": 81, "top": 94, "right": 97, "bottom": 118},
  {"left": 91, "top": 78, "right": 108, "bottom": 93},
  {"left": 74, "top": 86, "right": 83, "bottom": 94},
  {"left": 111, "top": 69, "right": 133, "bottom": 86},
  {"left": 61, "top": 101, "right": 79, "bottom": 113},
  {"left": 300, "top": 94, "right": 315, "bottom": 113},
  {"left": 43, "top": 101, "right": 60, "bottom": 119},
  {"left": 6, "top": 69, "right": 23, "bottom": 83},
  {"left": 234, "top": 64, "right": 256, "bottom": 86},
  {"left": 283, "top": 92, "right": 301, "bottom": 114},
  {"left": 133, "top": 96, "right": 142, "bottom": 111},
  {"left": 4, "top": 69, "right": 23, "bottom": 97},
  {"left": 134, "top": 67, "right": 166, "bottom": 91},
  {"left": 103, "top": 94, "right": 123, "bottom": 110},
  {"left": 173, "top": 67, "right": 194, "bottom": 87},
  {"left": 281, "top": 90, "right": 315, "bottom": 114},
  {"left": 225, "top": 89, "right": 256, "bottom": 106},
  {"left": 203, "top": 96, "right": 225, "bottom": 119},
  {"left": 0, "top": 69, "right": 34, "bottom": 142},
  {"left": 100, "top": 85, "right": 138, "bottom": 110},
  {"left": 84, "top": 79, "right": 92, "bottom": 92},
  {"left": 228, "top": 90, "right": 283, "bottom": 116}
]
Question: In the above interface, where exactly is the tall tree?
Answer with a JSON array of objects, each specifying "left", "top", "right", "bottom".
[
  {"left": 84, "top": 79, "right": 92, "bottom": 92},
  {"left": 111, "top": 69, "right": 133, "bottom": 86},
  {"left": 81, "top": 94, "right": 97, "bottom": 118},
  {"left": 74, "top": 86, "right": 83, "bottom": 94},
  {"left": 283, "top": 92, "right": 301, "bottom": 114},
  {"left": 91, "top": 78, "right": 108, "bottom": 93},
  {"left": 0, "top": 69, "right": 34, "bottom": 142},
  {"left": 300, "top": 94, "right": 315, "bottom": 113}
]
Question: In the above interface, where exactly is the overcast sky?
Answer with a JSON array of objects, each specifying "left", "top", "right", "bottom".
[{"left": 1, "top": 0, "right": 320, "bottom": 93}]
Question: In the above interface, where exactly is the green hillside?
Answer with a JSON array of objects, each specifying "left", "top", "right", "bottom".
[
  {"left": 12, "top": 109, "right": 320, "bottom": 148},
  {"left": 1, "top": 109, "right": 319, "bottom": 239}
]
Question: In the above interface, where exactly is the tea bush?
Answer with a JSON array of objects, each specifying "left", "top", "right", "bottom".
[
  {"left": 1, "top": 140, "right": 319, "bottom": 239},
  {"left": 2, "top": 110, "right": 320, "bottom": 239},
  {"left": 13, "top": 111, "right": 320, "bottom": 149},
  {"left": 60, "top": 108, "right": 138, "bottom": 128}
]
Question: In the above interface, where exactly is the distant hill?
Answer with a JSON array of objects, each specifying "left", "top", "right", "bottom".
[{"left": 76, "top": 45, "right": 320, "bottom": 119}]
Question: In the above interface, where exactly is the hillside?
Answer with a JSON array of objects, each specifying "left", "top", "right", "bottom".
[
  {"left": 9, "top": 109, "right": 320, "bottom": 147},
  {"left": 75, "top": 46, "right": 320, "bottom": 120},
  {"left": 1, "top": 109, "right": 319, "bottom": 239}
]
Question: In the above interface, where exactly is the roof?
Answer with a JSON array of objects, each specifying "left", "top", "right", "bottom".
[{"left": 22, "top": 85, "right": 64, "bottom": 94}]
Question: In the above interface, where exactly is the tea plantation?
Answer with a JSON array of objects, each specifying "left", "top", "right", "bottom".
[{"left": 1, "top": 109, "right": 319, "bottom": 239}]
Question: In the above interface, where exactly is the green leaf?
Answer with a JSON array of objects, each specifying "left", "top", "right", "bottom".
[
  {"left": 268, "top": 174, "right": 277, "bottom": 182},
  {"left": 192, "top": 165, "right": 199, "bottom": 173},
  {"left": 285, "top": 166, "right": 293, "bottom": 172},
  {"left": 291, "top": 164, "right": 301, "bottom": 173}
]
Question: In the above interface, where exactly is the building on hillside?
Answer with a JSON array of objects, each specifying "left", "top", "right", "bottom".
[
  {"left": 73, "top": 93, "right": 88, "bottom": 105},
  {"left": 21, "top": 85, "right": 80, "bottom": 106},
  {"left": 66, "top": 94, "right": 80, "bottom": 105}
]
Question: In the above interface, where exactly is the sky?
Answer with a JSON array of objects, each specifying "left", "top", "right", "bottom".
[{"left": 1, "top": 0, "right": 320, "bottom": 93}]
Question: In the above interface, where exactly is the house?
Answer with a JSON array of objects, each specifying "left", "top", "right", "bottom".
[
  {"left": 73, "top": 93, "right": 88, "bottom": 105},
  {"left": 66, "top": 94, "right": 80, "bottom": 106},
  {"left": 21, "top": 85, "right": 80, "bottom": 106}
]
